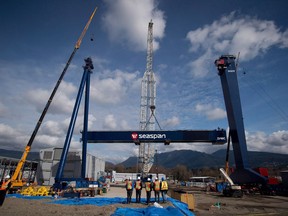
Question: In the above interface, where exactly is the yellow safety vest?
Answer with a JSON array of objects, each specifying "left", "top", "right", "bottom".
[
  {"left": 161, "top": 181, "right": 168, "bottom": 190},
  {"left": 135, "top": 181, "right": 141, "bottom": 190},
  {"left": 2, "top": 179, "right": 11, "bottom": 189},
  {"left": 127, "top": 181, "right": 132, "bottom": 190},
  {"left": 154, "top": 181, "right": 160, "bottom": 191},
  {"left": 145, "top": 182, "right": 151, "bottom": 192}
]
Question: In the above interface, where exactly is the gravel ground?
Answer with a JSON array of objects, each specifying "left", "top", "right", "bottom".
[{"left": 1, "top": 186, "right": 288, "bottom": 216}]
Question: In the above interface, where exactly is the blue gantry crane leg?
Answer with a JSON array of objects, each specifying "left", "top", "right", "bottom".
[
  {"left": 54, "top": 58, "right": 93, "bottom": 188},
  {"left": 215, "top": 55, "right": 267, "bottom": 184}
]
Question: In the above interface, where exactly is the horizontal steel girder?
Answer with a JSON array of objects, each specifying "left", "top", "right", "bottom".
[{"left": 86, "top": 129, "right": 226, "bottom": 144}]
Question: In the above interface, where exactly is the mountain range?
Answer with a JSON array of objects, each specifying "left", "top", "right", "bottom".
[
  {"left": 118, "top": 149, "right": 288, "bottom": 170},
  {"left": 1, "top": 148, "right": 287, "bottom": 170},
  {"left": 0, "top": 148, "right": 40, "bottom": 161}
]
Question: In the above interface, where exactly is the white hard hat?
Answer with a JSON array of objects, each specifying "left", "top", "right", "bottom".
[
  {"left": 137, "top": 177, "right": 140, "bottom": 180},
  {"left": 155, "top": 177, "right": 158, "bottom": 180},
  {"left": 147, "top": 178, "right": 151, "bottom": 181},
  {"left": 5, "top": 175, "right": 10, "bottom": 179}
]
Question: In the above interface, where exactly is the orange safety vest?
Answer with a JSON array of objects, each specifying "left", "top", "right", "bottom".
[
  {"left": 135, "top": 181, "right": 141, "bottom": 190},
  {"left": 154, "top": 181, "right": 160, "bottom": 191},
  {"left": 126, "top": 181, "right": 132, "bottom": 190},
  {"left": 145, "top": 182, "right": 151, "bottom": 192},
  {"left": 161, "top": 181, "right": 168, "bottom": 190},
  {"left": 2, "top": 179, "right": 11, "bottom": 189}
]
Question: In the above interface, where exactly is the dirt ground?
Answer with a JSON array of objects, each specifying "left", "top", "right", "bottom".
[{"left": 1, "top": 186, "right": 288, "bottom": 216}]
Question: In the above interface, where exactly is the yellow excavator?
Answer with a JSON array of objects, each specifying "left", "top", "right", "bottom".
[{"left": 0, "top": 7, "right": 97, "bottom": 198}]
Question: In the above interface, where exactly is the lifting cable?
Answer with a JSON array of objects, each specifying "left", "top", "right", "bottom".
[
  {"left": 236, "top": 52, "right": 288, "bottom": 123},
  {"left": 240, "top": 68, "right": 288, "bottom": 122},
  {"left": 144, "top": 105, "right": 163, "bottom": 130}
]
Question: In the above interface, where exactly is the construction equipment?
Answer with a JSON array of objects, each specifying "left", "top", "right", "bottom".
[
  {"left": 0, "top": 7, "right": 97, "bottom": 193},
  {"left": 53, "top": 57, "right": 95, "bottom": 190},
  {"left": 21, "top": 186, "right": 50, "bottom": 196},
  {"left": 52, "top": 58, "right": 227, "bottom": 190},
  {"left": 139, "top": 20, "right": 157, "bottom": 176},
  {"left": 220, "top": 168, "right": 243, "bottom": 198},
  {"left": 215, "top": 55, "right": 267, "bottom": 185}
]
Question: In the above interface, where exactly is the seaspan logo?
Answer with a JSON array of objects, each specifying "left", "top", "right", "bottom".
[
  {"left": 131, "top": 132, "right": 138, "bottom": 140},
  {"left": 131, "top": 132, "right": 166, "bottom": 140}
]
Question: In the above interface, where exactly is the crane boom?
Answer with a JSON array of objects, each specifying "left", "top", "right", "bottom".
[{"left": 2, "top": 7, "right": 97, "bottom": 190}]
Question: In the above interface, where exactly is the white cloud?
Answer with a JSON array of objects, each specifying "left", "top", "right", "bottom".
[
  {"left": 89, "top": 143, "right": 138, "bottom": 164},
  {"left": 90, "top": 69, "right": 139, "bottom": 104},
  {"left": 41, "top": 120, "right": 66, "bottom": 136},
  {"left": 280, "top": 29, "right": 288, "bottom": 48},
  {"left": 102, "top": 0, "right": 166, "bottom": 51},
  {"left": 0, "top": 112, "right": 98, "bottom": 152},
  {"left": 187, "top": 50, "right": 212, "bottom": 78},
  {"left": 103, "top": 114, "right": 117, "bottom": 130},
  {"left": 186, "top": 12, "right": 288, "bottom": 78},
  {"left": 0, "top": 123, "right": 31, "bottom": 150},
  {"left": 163, "top": 116, "right": 180, "bottom": 128},
  {"left": 195, "top": 103, "right": 226, "bottom": 120},
  {"left": 119, "top": 120, "right": 130, "bottom": 130},
  {"left": 267, "top": 130, "right": 288, "bottom": 147},
  {"left": 25, "top": 81, "right": 77, "bottom": 115},
  {"left": 246, "top": 130, "right": 288, "bottom": 153}
]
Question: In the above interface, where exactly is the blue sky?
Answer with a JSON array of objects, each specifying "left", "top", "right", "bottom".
[{"left": 0, "top": 0, "right": 287, "bottom": 164}]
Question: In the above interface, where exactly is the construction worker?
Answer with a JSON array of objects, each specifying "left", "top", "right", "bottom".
[
  {"left": 145, "top": 178, "right": 152, "bottom": 205},
  {"left": 134, "top": 176, "right": 142, "bottom": 203},
  {"left": 125, "top": 177, "right": 133, "bottom": 204},
  {"left": 160, "top": 177, "right": 168, "bottom": 203},
  {"left": 1, "top": 175, "right": 12, "bottom": 191},
  {"left": 153, "top": 177, "right": 160, "bottom": 203}
]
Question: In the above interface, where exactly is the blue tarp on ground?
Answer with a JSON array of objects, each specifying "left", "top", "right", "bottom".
[
  {"left": 6, "top": 194, "right": 195, "bottom": 216},
  {"left": 51, "top": 197, "right": 195, "bottom": 216},
  {"left": 112, "top": 206, "right": 184, "bottom": 216},
  {"left": 168, "top": 198, "right": 195, "bottom": 216},
  {"left": 52, "top": 196, "right": 127, "bottom": 206}
]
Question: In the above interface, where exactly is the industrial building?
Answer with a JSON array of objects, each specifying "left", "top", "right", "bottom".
[
  {"left": 0, "top": 156, "right": 38, "bottom": 184},
  {"left": 36, "top": 148, "right": 105, "bottom": 186}
]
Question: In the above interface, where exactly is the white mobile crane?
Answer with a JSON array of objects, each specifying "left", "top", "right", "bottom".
[{"left": 220, "top": 168, "right": 243, "bottom": 198}]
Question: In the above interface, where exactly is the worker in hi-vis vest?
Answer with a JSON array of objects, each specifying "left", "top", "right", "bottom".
[
  {"left": 153, "top": 177, "right": 160, "bottom": 203},
  {"left": 134, "top": 176, "right": 142, "bottom": 203},
  {"left": 160, "top": 177, "right": 168, "bottom": 203},
  {"left": 125, "top": 177, "right": 133, "bottom": 204},
  {"left": 145, "top": 178, "right": 152, "bottom": 204},
  {"left": 1, "top": 175, "right": 11, "bottom": 192}
]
